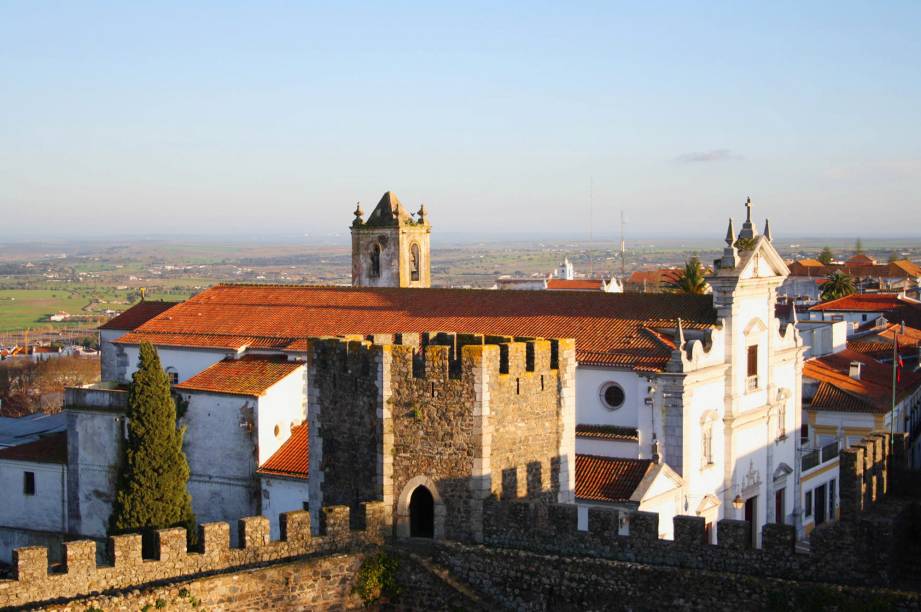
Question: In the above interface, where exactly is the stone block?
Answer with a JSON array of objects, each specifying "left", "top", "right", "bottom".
[
  {"left": 108, "top": 533, "right": 142, "bottom": 567},
  {"left": 239, "top": 516, "right": 271, "bottom": 549},
  {"left": 156, "top": 527, "right": 187, "bottom": 562},
  {"left": 199, "top": 522, "right": 230, "bottom": 556},
  {"left": 13, "top": 546, "right": 47, "bottom": 581},
  {"left": 717, "top": 519, "right": 751, "bottom": 550},
  {"left": 320, "top": 505, "right": 351, "bottom": 538},
  {"left": 360, "top": 501, "right": 388, "bottom": 541},
  {"left": 281, "top": 510, "right": 312, "bottom": 545},
  {"left": 673, "top": 515, "right": 706, "bottom": 548},
  {"left": 761, "top": 523, "right": 795, "bottom": 554},
  {"left": 587, "top": 506, "right": 619, "bottom": 540},
  {"left": 64, "top": 540, "right": 97, "bottom": 575},
  {"left": 630, "top": 511, "right": 659, "bottom": 542},
  {"left": 548, "top": 503, "right": 578, "bottom": 536}
]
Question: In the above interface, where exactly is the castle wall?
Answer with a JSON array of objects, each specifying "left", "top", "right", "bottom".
[{"left": 65, "top": 408, "right": 123, "bottom": 539}]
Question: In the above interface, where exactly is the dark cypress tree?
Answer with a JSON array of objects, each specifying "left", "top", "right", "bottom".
[{"left": 109, "top": 342, "right": 195, "bottom": 552}]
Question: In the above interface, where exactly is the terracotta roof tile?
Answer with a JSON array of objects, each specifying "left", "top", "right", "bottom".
[
  {"left": 175, "top": 356, "right": 304, "bottom": 396},
  {"left": 258, "top": 423, "right": 308, "bottom": 479},
  {"left": 803, "top": 349, "right": 921, "bottom": 413},
  {"left": 575, "top": 424, "right": 639, "bottom": 442},
  {"left": 575, "top": 454, "right": 652, "bottom": 503},
  {"left": 98, "top": 301, "right": 178, "bottom": 330},
  {"left": 119, "top": 284, "right": 718, "bottom": 372},
  {"left": 0, "top": 432, "right": 67, "bottom": 464},
  {"left": 810, "top": 382, "right": 876, "bottom": 414}
]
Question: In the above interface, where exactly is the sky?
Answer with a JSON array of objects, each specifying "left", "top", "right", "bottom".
[{"left": 2, "top": 2, "right": 920, "bottom": 240}]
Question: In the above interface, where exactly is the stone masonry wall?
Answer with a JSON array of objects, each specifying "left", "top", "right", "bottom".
[
  {"left": 310, "top": 332, "right": 571, "bottom": 543},
  {"left": 479, "top": 431, "right": 918, "bottom": 589},
  {"left": 0, "top": 502, "right": 386, "bottom": 610}
]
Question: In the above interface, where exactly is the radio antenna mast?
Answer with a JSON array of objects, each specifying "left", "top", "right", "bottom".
[{"left": 589, "top": 177, "right": 594, "bottom": 277}]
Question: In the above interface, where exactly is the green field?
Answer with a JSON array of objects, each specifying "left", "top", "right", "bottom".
[{"left": 0, "top": 287, "right": 197, "bottom": 332}]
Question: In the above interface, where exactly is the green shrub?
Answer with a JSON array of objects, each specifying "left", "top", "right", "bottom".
[{"left": 352, "top": 551, "right": 400, "bottom": 606}]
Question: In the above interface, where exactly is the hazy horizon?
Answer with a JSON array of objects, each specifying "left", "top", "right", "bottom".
[{"left": 3, "top": 2, "right": 920, "bottom": 238}]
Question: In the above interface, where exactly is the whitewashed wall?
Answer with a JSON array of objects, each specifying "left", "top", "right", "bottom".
[
  {"left": 120, "top": 345, "right": 230, "bottom": 384},
  {"left": 66, "top": 409, "right": 123, "bottom": 538},
  {"left": 260, "top": 476, "right": 308, "bottom": 539},
  {"left": 255, "top": 368, "right": 307, "bottom": 466},
  {"left": 0, "top": 459, "right": 66, "bottom": 533}
]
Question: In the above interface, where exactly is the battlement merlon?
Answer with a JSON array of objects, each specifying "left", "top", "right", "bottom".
[
  {"left": 1, "top": 502, "right": 386, "bottom": 609},
  {"left": 306, "top": 333, "right": 576, "bottom": 384}
]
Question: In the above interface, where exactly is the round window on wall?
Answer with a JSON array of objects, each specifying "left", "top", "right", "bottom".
[{"left": 600, "top": 382, "right": 625, "bottom": 410}]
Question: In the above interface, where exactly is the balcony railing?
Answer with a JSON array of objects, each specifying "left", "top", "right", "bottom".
[
  {"left": 746, "top": 375, "right": 759, "bottom": 393},
  {"left": 821, "top": 440, "right": 839, "bottom": 463},
  {"left": 801, "top": 441, "right": 840, "bottom": 472}
]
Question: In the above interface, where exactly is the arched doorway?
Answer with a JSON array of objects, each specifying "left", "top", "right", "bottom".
[{"left": 409, "top": 486, "right": 434, "bottom": 538}]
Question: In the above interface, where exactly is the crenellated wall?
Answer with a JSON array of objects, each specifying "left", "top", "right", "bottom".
[
  {"left": 480, "top": 431, "right": 916, "bottom": 588},
  {"left": 0, "top": 502, "right": 386, "bottom": 610}
]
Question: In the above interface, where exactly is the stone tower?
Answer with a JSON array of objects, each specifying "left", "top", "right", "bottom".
[{"left": 351, "top": 191, "right": 431, "bottom": 288}]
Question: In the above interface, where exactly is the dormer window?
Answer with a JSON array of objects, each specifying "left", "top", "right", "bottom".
[
  {"left": 410, "top": 243, "right": 421, "bottom": 282},
  {"left": 369, "top": 243, "right": 381, "bottom": 278}
]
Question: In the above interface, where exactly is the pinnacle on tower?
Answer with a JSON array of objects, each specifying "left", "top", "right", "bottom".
[
  {"left": 763, "top": 218, "right": 772, "bottom": 242},
  {"left": 725, "top": 218, "right": 735, "bottom": 246}
]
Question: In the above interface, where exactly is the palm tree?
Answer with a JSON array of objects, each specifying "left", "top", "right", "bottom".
[
  {"left": 666, "top": 257, "right": 709, "bottom": 295},
  {"left": 820, "top": 271, "right": 856, "bottom": 302}
]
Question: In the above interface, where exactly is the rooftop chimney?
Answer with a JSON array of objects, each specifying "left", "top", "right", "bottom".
[{"left": 849, "top": 361, "right": 863, "bottom": 380}]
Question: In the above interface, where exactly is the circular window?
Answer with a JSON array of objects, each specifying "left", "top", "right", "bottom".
[{"left": 600, "top": 383, "right": 625, "bottom": 410}]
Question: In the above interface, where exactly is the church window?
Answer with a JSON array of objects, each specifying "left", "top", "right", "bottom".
[
  {"left": 410, "top": 243, "right": 421, "bottom": 282},
  {"left": 166, "top": 367, "right": 179, "bottom": 385},
  {"left": 746, "top": 345, "right": 758, "bottom": 391},
  {"left": 369, "top": 243, "right": 381, "bottom": 278},
  {"left": 600, "top": 382, "right": 625, "bottom": 410}
]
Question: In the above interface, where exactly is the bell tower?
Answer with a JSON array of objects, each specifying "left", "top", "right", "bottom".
[{"left": 351, "top": 191, "right": 431, "bottom": 288}]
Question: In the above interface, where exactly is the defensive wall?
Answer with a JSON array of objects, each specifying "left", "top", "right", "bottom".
[
  {"left": 480, "top": 430, "right": 918, "bottom": 589},
  {"left": 0, "top": 502, "right": 386, "bottom": 610}
]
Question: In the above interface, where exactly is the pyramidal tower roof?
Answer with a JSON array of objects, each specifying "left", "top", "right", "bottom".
[{"left": 364, "top": 191, "right": 415, "bottom": 227}]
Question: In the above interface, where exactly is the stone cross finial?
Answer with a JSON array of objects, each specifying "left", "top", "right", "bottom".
[{"left": 745, "top": 196, "right": 752, "bottom": 222}]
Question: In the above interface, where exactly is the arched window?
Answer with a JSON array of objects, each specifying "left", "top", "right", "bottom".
[
  {"left": 165, "top": 366, "right": 179, "bottom": 385},
  {"left": 369, "top": 243, "right": 381, "bottom": 278},
  {"left": 410, "top": 243, "right": 421, "bottom": 282}
]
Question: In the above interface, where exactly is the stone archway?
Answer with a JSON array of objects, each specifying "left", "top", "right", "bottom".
[{"left": 396, "top": 476, "right": 446, "bottom": 539}]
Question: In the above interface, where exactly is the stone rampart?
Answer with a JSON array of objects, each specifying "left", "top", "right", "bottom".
[
  {"left": 0, "top": 502, "right": 386, "bottom": 610},
  {"left": 481, "top": 431, "right": 917, "bottom": 588}
]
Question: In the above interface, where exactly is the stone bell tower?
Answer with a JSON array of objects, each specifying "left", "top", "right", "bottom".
[{"left": 351, "top": 191, "right": 431, "bottom": 288}]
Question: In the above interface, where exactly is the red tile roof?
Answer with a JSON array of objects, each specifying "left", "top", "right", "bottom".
[
  {"left": 810, "top": 382, "right": 876, "bottom": 414},
  {"left": 810, "top": 293, "right": 921, "bottom": 327},
  {"left": 803, "top": 348, "right": 921, "bottom": 413},
  {"left": 116, "top": 284, "right": 718, "bottom": 372},
  {"left": 175, "top": 356, "right": 304, "bottom": 396},
  {"left": 0, "top": 432, "right": 67, "bottom": 464},
  {"left": 575, "top": 424, "right": 639, "bottom": 442},
  {"left": 626, "top": 269, "right": 683, "bottom": 286},
  {"left": 546, "top": 279, "right": 604, "bottom": 291},
  {"left": 575, "top": 454, "right": 652, "bottom": 503},
  {"left": 258, "top": 422, "right": 308, "bottom": 479},
  {"left": 99, "top": 301, "right": 178, "bottom": 331}
]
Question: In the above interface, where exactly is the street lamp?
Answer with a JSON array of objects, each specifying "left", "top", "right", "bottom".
[{"left": 732, "top": 495, "right": 745, "bottom": 518}]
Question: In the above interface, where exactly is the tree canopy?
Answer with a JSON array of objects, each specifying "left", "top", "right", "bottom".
[
  {"left": 109, "top": 342, "right": 195, "bottom": 551},
  {"left": 820, "top": 271, "right": 856, "bottom": 302},
  {"left": 666, "top": 257, "right": 709, "bottom": 295},
  {"left": 818, "top": 247, "right": 834, "bottom": 265}
]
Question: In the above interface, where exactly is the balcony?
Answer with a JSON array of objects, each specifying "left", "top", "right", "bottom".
[
  {"left": 801, "top": 440, "right": 839, "bottom": 473},
  {"left": 746, "top": 375, "right": 759, "bottom": 393}
]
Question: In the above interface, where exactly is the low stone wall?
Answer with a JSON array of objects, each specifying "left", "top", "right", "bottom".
[
  {"left": 35, "top": 552, "right": 367, "bottom": 611},
  {"left": 432, "top": 540, "right": 921, "bottom": 611},
  {"left": 0, "top": 502, "right": 386, "bottom": 610}
]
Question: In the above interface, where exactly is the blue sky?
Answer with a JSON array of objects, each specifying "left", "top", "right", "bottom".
[{"left": 2, "top": 2, "right": 920, "bottom": 238}]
